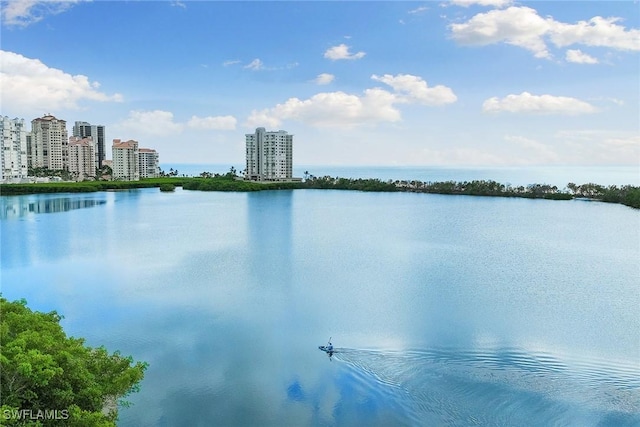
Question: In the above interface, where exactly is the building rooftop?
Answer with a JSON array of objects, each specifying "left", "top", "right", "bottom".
[
  {"left": 33, "top": 114, "right": 62, "bottom": 122},
  {"left": 112, "top": 139, "right": 138, "bottom": 149}
]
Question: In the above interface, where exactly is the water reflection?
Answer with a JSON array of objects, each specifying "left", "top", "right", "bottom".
[
  {"left": 246, "top": 190, "right": 293, "bottom": 287},
  {"left": 0, "top": 195, "right": 106, "bottom": 219}
]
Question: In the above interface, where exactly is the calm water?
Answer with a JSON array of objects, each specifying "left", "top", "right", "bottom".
[{"left": 1, "top": 187, "right": 639, "bottom": 426}]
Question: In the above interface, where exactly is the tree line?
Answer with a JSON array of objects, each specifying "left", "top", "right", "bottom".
[
  {"left": 2, "top": 173, "right": 638, "bottom": 209},
  {"left": 301, "top": 176, "right": 639, "bottom": 208}
]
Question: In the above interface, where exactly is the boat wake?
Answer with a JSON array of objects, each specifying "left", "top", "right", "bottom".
[{"left": 329, "top": 347, "right": 640, "bottom": 426}]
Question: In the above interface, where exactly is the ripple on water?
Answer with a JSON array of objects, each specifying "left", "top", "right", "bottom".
[{"left": 331, "top": 347, "right": 640, "bottom": 427}]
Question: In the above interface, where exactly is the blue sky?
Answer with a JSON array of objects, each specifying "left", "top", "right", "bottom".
[{"left": 1, "top": 0, "right": 638, "bottom": 166}]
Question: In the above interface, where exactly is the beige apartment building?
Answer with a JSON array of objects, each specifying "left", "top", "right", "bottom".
[
  {"left": 68, "top": 136, "right": 96, "bottom": 181},
  {"left": 30, "top": 114, "right": 68, "bottom": 170},
  {"left": 112, "top": 139, "right": 139, "bottom": 181}
]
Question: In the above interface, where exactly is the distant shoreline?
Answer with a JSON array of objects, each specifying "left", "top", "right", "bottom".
[{"left": 1, "top": 175, "right": 638, "bottom": 209}]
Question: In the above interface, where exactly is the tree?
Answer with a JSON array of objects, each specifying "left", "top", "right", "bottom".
[{"left": 0, "top": 298, "right": 147, "bottom": 426}]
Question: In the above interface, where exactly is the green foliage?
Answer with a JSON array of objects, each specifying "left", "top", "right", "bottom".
[
  {"left": 303, "top": 176, "right": 398, "bottom": 192},
  {"left": 565, "top": 183, "right": 640, "bottom": 208},
  {"left": 1, "top": 174, "right": 637, "bottom": 208},
  {"left": 0, "top": 298, "right": 147, "bottom": 426},
  {"left": 159, "top": 184, "right": 175, "bottom": 192},
  {"left": 27, "top": 167, "right": 75, "bottom": 181},
  {"left": 0, "top": 178, "right": 190, "bottom": 195},
  {"left": 182, "top": 175, "right": 302, "bottom": 192}
]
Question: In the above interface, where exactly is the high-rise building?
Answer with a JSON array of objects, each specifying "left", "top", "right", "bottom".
[
  {"left": 245, "top": 127, "right": 293, "bottom": 181},
  {"left": 73, "top": 121, "right": 106, "bottom": 168},
  {"left": 68, "top": 136, "right": 96, "bottom": 181},
  {"left": 139, "top": 148, "right": 160, "bottom": 179},
  {"left": 112, "top": 139, "right": 139, "bottom": 181},
  {"left": 0, "top": 116, "right": 28, "bottom": 183},
  {"left": 30, "top": 114, "right": 68, "bottom": 170}
]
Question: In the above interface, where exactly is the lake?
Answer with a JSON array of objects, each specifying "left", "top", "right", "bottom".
[{"left": 1, "top": 187, "right": 639, "bottom": 426}]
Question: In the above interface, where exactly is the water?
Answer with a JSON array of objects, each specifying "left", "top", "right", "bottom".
[{"left": 1, "top": 186, "right": 639, "bottom": 426}]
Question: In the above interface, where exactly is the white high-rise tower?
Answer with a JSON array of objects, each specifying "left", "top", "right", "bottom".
[
  {"left": 245, "top": 127, "right": 293, "bottom": 181},
  {"left": 0, "top": 116, "right": 28, "bottom": 182}
]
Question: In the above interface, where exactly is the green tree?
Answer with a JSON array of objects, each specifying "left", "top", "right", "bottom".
[{"left": 0, "top": 298, "right": 147, "bottom": 426}]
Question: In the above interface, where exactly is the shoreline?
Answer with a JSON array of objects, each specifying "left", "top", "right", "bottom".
[{"left": 1, "top": 176, "right": 638, "bottom": 209}]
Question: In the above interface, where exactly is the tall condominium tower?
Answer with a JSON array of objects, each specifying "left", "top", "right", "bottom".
[
  {"left": 245, "top": 127, "right": 293, "bottom": 181},
  {"left": 30, "top": 114, "right": 68, "bottom": 170},
  {"left": 73, "top": 121, "right": 106, "bottom": 168},
  {"left": 138, "top": 148, "right": 160, "bottom": 179},
  {"left": 112, "top": 139, "right": 139, "bottom": 181},
  {"left": 68, "top": 136, "right": 96, "bottom": 181},
  {"left": 0, "top": 116, "right": 28, "bottom": 182}
]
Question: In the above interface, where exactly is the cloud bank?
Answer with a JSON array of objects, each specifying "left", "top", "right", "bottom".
[
  {"left": 449, "top": 6, "right": 640, "bottom": 59},
  {"left": 116, "top": 110, "right": 237, "bottom": 137},
  {"left": 247, "top": 74, "right": 456, "bottom": 128},
  {"left": 482, "top": 92, "right": 597, "bottom": 115},
  {"left": 0, "top": 50, "right": 123, "bottom": 115}
]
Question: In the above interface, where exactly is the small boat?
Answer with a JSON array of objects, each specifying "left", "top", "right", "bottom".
[{"left": 319, "top": 345, "right": 334, "bottom": 353}]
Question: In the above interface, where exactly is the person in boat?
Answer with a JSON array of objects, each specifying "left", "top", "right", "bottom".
[{"left": 327, "top": 342, "right": 333, "bottom": 352}]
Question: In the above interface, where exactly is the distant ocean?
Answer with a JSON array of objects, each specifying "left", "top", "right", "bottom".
[{"left": 160, "top": 164, "right": 639, "bottom": 188}]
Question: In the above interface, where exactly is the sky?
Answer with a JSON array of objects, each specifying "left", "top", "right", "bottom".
[{"left": 1, "top": 0, "right": 639, "bottom": 167}]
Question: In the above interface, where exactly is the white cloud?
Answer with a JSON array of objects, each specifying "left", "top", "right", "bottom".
[
  {"left": 1, "top": 0, "right": 84, "bottom": 27},
  {"left": 550, "top": 16, "right": 640, "bottom": 52},
  {"left": 313, "top": 73, "right": 335, "bottom": 85},
  {"left": 555, "top": 130, "right": 639, "bottom": 164},
  {"left": 483, "top": 92, "right": 598, "bottom": 115},
  {"left": 117, "top": 110, "right": 183, "bottom": 137},
  {"left": 449, "top": 0, "right": 512, "bottom": 8},
  {"left": 187, "top": 115, "right": 237, "bottom": 130},
  {"left": 602, "top": 135, "right": 640, "bottom": 148},
  {"left": 0, "top": 50, "right": 123, "bottom": 116},
  {"left": 324, "top": 44, "right": 366, "bottom": 61},
  {"left": 247, "top": 73, "right": 456, "bottom": 129},
  {"left": 246, "top": 89, "right": 401, "bottom": 129},
  {"left": 371, "top": 74, "right": 457, "bottom": 105},
  {"left": 449, "top": 6, "right": 640, "bottom": 59},
  {"left": 116, "top": 110, "right": 237, "bottom": 137},
  {"left": 565, "top": 49, "right": 599, "bottom": 64},
  {"left": 244, "top": 58, "right": 264, "bottom": 70},
  {"left": 223, "top": 60, "right": 241, "bottom": 67},
  {"left": 408, "top": 6, "right": 429, "bottom": 14},
  {"left": 170, "top": 1, "right": 186, "bottom": 9},
  {"left": 449, "top": 6, "right": 552, "bottom": 58}
]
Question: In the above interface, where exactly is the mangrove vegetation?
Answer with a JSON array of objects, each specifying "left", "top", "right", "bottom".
[
  {"left": 1, "top": 173, "right": 638, "bottom": 209},
  {"left": 0, "top": 297, "right": 147, "bottom": 426}
]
